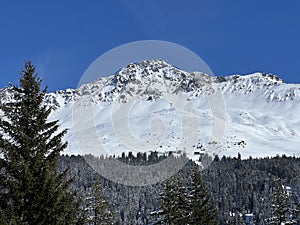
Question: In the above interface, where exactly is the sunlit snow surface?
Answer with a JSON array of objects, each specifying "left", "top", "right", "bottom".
[{"left": 27, "top": 60, "right": 300, "bottom": 159}]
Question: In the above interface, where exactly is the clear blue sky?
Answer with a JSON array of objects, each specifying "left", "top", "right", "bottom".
[{"left": 1, "top": 0, "right": 299, "bottom": 92}]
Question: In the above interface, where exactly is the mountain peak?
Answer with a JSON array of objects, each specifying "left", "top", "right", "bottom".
[
  {"left": 114, "top": 59, "right": 188, "bottom": 84},
  {"left": 38, "top": 60, "right": 299, "bottom": 110},
  {"left": 1, "top": 60, "right": 299, "bottom": 111}
]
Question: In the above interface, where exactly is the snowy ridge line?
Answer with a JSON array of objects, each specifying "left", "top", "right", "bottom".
[
  {"left": 43, "top": 60, "right": 300, "bottom": 109},
  {"left": 1, "top": 60, "right": 299, "bottom": 110}
]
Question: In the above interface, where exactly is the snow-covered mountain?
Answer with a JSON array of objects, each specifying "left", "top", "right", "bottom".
[{"left": 1, "top": 60, "right": 300, "bottom": 160}]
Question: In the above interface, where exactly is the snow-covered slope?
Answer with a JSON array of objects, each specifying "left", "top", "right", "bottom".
[{"left": 1, "top": 60, "right": 300, "bottom": 160}]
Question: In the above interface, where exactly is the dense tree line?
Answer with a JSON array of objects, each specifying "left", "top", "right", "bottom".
[
  {"left": 203, "top": 155, "right": 300, "bottom": 224},
  {"left": 58, "top": 153, "right": 300, "bottom": 225}
]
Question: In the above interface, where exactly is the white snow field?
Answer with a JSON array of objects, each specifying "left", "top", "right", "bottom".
[{"left": 3, "top": 60, "right": 299, "bottom": 160}]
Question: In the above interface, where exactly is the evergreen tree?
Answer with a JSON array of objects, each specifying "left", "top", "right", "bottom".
[
  {"left": 187, "top": 168, "right": 218, "bottom": 225},
  {"left": 268, "top": 178, "right": 297, "bottom": 225},
  {"left": 0, "top": 61, "right": 84, "bottom": 224},
  {"left": 86, "top": 179, "right": 114, "bottom": 225},
  {"left": 158, "top": 176, "right": 188, "bottom": 224}
]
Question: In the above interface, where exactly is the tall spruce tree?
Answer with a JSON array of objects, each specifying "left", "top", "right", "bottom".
[
  {"left": 86, "top": 179, "right": 114, "bottom": 225},
  {"left": 0, "top": 62, "right": 84, "bottom": 224},
  {"left": 268, "top": 178, "right": 297, "bottom": 225},
  {"left": 158, "top": 176, "right": 188, "bottom": 225},
  {"left": 187, "top": 168, "right": 218, "bottom": 225}
]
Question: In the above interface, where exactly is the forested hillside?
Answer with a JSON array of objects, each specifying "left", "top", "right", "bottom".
[{"left": 59, "top": 154, "right": 300, "bottom": 225}]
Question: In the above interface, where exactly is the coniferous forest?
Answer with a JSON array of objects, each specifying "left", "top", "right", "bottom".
[
  {"left": 59, "top": 153, "right": 300, "bottom": 225},
  {"left": 0, "top": 62, "right": 299, "bottom": 225}
]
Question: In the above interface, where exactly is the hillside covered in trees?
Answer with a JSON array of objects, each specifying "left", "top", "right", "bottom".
[{"left": 60, "top": 153, "right": 300, "bottom": 224}]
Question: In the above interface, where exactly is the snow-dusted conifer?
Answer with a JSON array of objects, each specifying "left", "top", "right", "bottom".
[
  {"left": 187, "top": 168, "right": 218, "bottom": 225},
  {"left": 0, "top": 62, "right": 84, "bottom": 224}
]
